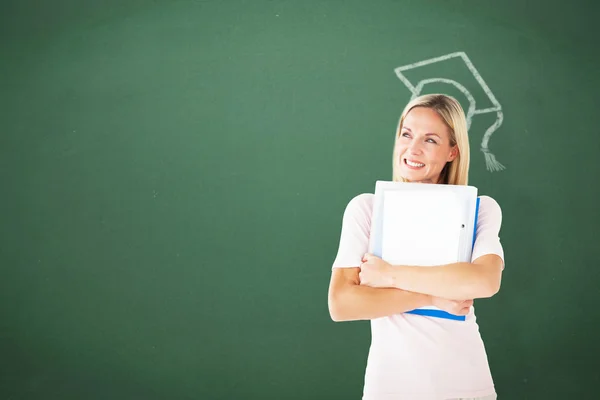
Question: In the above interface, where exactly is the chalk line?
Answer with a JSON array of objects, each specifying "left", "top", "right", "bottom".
[{"left": 394, "top": 52, "right": 505, "bottom": 172}]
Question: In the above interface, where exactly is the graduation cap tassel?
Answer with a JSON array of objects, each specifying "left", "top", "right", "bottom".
[{"left": 481, "top": 110, "right": 505, "bottom": 172}]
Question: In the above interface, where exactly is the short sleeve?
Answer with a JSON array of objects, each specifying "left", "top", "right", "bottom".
[
  {"left": 331, "top": 193, "right": 374, "bottom": 269},
  {"left": 471, "top": 195, "right": 505, "bottom": 268}
]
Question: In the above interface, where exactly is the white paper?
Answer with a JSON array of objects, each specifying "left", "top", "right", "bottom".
[{"left": 381, "top": 190, "right": 463, "bottom": 266}]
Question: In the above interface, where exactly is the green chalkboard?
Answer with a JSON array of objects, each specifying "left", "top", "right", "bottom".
[{"left": 1, "top": 0, "right": 599, "bottom": 399}]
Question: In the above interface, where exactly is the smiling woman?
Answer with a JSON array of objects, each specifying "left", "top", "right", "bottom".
[
  {"left": 393, "top": 94, "right": 469, "bottom": 185},
  {"left": 396, "top": 107, "right": 459, "bottom": 183},
  {"left": 328, "top": 94, "right": 505, "bottom": 400}
]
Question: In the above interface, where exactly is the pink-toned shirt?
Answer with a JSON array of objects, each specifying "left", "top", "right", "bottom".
[{"left": 332, "top": 193, "right": 505, "bottom": 400}]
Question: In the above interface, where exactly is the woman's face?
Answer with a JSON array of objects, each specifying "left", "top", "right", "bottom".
[{"left": 394, "top": 106, "right": 458, "bottom": 184}]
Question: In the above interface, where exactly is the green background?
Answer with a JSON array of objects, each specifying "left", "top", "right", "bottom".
[{"left": 2, "top": 0, "right": 599, "bottom": 398}]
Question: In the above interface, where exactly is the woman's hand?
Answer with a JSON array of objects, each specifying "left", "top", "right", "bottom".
[
  {"left": 431, "top": 297, "right": 473, "bottom": 316},
  {"left": 359, "top": 253, "right": 395, "bottom": 288}
]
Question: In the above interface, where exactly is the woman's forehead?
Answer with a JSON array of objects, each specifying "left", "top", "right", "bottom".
[{"left": 403, "top": 107, "right": 449, "bottom": 135}]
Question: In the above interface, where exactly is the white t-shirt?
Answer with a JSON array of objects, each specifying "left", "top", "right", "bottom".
[{"left": 331, "top": 193, "right": 505, "bottom": 400}]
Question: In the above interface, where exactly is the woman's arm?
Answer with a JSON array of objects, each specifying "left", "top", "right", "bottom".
[
  {"left": 329, "top": 194, "right": 433, "bottom": 321},
  {"left": 359, "top": 195, "right": 506, "bottom": 300},
  {"left": 328, "top": 266, "right": 432, "bottom": 322},
  {"left": 391, "top": 254, "right": 503, "bottom": 299},
  {"left": 359, "top": 253, "right": 503, "bottom": 300},
  {"left": 327, "top": 193, "right": 484, "bottom": 321}
]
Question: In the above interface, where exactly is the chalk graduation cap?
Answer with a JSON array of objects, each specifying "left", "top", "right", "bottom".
[{"left": 394, "top": 52, "right": 505, "bottom": 172}]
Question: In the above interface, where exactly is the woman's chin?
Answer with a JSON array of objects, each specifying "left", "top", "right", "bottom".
[
  {"left": 399, "top": 170, "right": 436, "bottom": 184},
  {"left": 399, "top": 167, "right": 422, "bottom": 181}
]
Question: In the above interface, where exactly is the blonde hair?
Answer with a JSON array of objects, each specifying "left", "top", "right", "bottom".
[{"left": 392, "top": 94, "right": 470, "bottom": 185}]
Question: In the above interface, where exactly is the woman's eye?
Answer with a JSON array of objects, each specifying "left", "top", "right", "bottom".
[
  {"left": 401, "top": 132, "right": 410, "bottom": 138},
  {"left": 426, "top": 138, "right": 437, "bottom": 144}
]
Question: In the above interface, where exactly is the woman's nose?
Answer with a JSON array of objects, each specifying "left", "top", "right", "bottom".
[{"left": 408, "top": 141, "right": 423, "bottom": 154}]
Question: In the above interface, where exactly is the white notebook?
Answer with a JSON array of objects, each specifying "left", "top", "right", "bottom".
[{"left": 368, "top": 181, "right": 480, "bottom": 321}]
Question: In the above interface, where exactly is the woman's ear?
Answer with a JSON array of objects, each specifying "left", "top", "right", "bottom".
[{"left": 447, "top": 146, "right": 459, "bottom": 162}]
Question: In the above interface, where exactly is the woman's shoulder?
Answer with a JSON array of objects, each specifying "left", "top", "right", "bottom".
[
  {"left": 347, "top": 192, "right": 374, "bottom": 206},
  {"left": 342, "top": 193, "right": 374, "bottom": 219},
  {"left": 478, "top": 195, "right": 502, "bottom": 212},
  {"left": 477, "top": 194, "right": 503, "bottom": 225}
]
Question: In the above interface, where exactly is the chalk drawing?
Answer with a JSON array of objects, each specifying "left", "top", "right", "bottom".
[{"left": 395, "top": 52, "right": 505, "bottom": 172}]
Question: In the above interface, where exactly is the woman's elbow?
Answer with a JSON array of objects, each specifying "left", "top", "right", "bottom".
[
  {"left": 476, "top": 273, "right": 502, "bottom": 298},
  {"left": 328, "top": 293, "right": 349, "bottom": 322},
  {"left": 328, "top": 268, "right": 362, "bottom": 322},
  {"left": 472, "top": 257, "right": 503, "bottom": 298},
  {"left": 328, "top": 288, "right": 358, "bottom": 322},
  {"left": 486, "top": 277, "right": 502, "bottom": 297},
  {"left": 329, "top": 309, "right": 345, "bottom": 322}
]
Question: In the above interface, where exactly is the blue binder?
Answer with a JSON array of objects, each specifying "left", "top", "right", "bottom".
[
  {"left": 368, "top": 181, "right": 481, "bottom": 322},
  {"left": 404, "top": 196, "right": 480, "bottom": 321}
]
